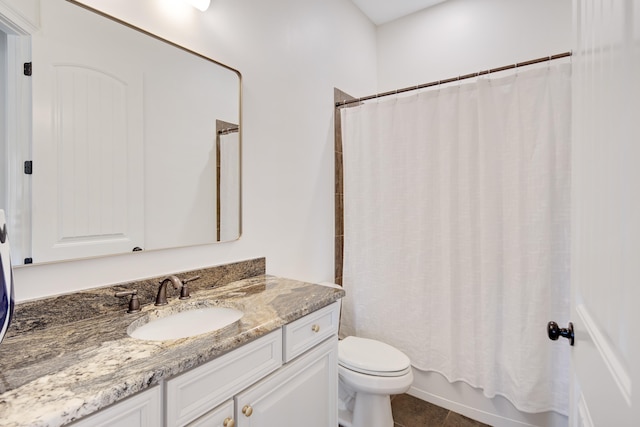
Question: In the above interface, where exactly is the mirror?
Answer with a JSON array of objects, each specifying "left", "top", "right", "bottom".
[
  {"left": 216, "top": 120, "right": 240, "bottom": 242},
  {"left": 3, "top": 0, "right": 241, "bottom": 265}
]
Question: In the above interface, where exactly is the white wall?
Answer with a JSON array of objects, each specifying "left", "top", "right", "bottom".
[
  {"left": 377, "top": 0, "right": 572, "bottom": 92},
  {"left": 374, "top": 1, "right": 572, "bottom": 426},
  {"left": 12, "top": 0, "right": 377, "bottom": 301}
]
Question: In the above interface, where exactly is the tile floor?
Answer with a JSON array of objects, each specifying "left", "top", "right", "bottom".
[{"left": 391, "top": 394, "right": 492, "bottom": 427}]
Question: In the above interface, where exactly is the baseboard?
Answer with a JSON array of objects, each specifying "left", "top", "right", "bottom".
[{"left": 409, "top": 369, "right": 568, "bottom": 427}]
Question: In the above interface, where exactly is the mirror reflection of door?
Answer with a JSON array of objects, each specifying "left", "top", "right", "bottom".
[
  {"left": 1, "top": 13, "right": 36, "bottom": 265},
  {"left": 216, "top": 120, "right": 240, "bottom": 242},
  {"left": 31, "top": 0, "right": 145, "bottom": 263},
  {"left": 3, "top": 0, "right": 242, "bottom": 265}
]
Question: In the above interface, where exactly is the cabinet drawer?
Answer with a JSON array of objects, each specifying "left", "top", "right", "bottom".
[
  {"left": 70, "top": 386, "right": 161, "bottom": 427},
  {"left": 166, "top": 329, "right": 282, "bottom": 427},
  {"left": 283, "top": 301, "right": 339, "bottom": 362},
  {"left": 186, "top": 399, "right": 234, "bottom": 427}
]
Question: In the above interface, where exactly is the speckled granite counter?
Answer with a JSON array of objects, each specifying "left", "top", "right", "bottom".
[{"left": 0, "top": 260, "right": 344, "bottom": 427}]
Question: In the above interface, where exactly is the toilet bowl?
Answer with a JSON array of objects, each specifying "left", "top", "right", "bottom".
[{"left": 338, "top": 336, "right": 413, "bottom": 427}]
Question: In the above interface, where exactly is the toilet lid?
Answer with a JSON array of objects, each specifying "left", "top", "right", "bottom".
[{"left": 339, "top": 336, "right": 411, "bottom": 376}]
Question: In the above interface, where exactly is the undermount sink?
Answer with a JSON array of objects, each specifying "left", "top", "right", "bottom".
[{"left": 128, "top": 306, "right": 244, "bottom": 341}]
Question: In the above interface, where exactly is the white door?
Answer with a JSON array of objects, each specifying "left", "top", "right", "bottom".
[
  {"left": 567, "top": 1, "right": 640, "bottom": 425},
  {"left": 0, "top": 8, "right": 33, "bottom": 265},
  {"left": 30, "top": 0, "right": 144, "bottom": 263}
]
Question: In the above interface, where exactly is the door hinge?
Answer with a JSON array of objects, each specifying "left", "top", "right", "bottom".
[
  {"left": 23, "top": 62, "right": 32, "bottom": 76},
  {"left": 24, "top": 160, "right": 33, "bottom": 175}
]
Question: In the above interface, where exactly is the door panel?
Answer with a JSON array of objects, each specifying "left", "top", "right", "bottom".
[
  {"left": 235, "top": 338, "right": 337, "bottom": 427},
  {"left": 31, "top": 0, "right": 144, "bottom": 262},
  {"left": 570, "top": 0, "right": 640, "bottom": 425}
]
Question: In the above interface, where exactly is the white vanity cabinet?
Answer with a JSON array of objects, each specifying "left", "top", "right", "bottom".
[
  {"left": 70, "top": 301, "right": 340, "bottom": 427},
  {"left": 172, "top": 301, "right": 340, "bottom": 427},
  {"left": 69, "top": 386, "right": 162, "bottom": 427}
]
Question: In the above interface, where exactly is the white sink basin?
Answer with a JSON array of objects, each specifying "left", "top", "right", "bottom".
[{"left": 129, "top": 307, "right": 243, "bottom": 341}]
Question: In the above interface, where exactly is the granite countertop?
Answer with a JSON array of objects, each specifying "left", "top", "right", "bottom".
[{"left": 0, "top": 274, "right": 344, "bottom": 427}]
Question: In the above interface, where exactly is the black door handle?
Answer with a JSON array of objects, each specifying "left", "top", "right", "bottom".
[{"left": 547, "top": 321, "right": 574, "bottom": 346}]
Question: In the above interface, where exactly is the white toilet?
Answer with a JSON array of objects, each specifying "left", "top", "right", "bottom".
[{"left": 338, "top": 336, "right": 413, "bottom": 427}]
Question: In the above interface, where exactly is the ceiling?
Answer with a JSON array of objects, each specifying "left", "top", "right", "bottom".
[{"left": 350, "top": 0, "right": 448, "bottom": 25}]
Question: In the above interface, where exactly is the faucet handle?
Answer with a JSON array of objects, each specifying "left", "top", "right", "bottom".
[
  {"left": 179, "top": 275, "right": 200, "bottom": 300},
  {"left": 115, "top": 289, "right": 141, "bottom": 313}
]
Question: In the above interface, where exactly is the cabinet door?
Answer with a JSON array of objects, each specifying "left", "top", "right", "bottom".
[
  {"left": 70, "top": 386, "right": 161, "bottom": 427},
  {"left": 187, "top": 400, "right": 235, "bottom": 427},
  {"left": 235, "top": 337, "right": 337, "bottom": 427}
]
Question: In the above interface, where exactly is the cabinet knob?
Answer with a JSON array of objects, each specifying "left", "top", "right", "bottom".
[
  {"left": 242, "top": 405, "right": 253, "bottom": 417},
  {"left": 311, "top": 324, "right": 320, "bottom": 333},
  {"left": 223, "top": 417, "right": 235, "bottom": 427}
]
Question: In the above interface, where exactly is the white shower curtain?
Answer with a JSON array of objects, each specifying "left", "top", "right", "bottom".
[
  {"left": 340, "top": 63, "right": 571, "bottom": 415},
  {"left": 219, "top": 131, "right": 240, "bottom": 241}
]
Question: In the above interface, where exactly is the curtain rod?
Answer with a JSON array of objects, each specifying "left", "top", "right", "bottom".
[
  {"left": 336, "top": 51, "right": 572, "bottom": 108},
  {"left": 218, "top": 127, "right": 239, "bottom": 135}
]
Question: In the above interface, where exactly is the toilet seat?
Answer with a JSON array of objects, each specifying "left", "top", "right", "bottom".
[
  {"left": 339, "top": 336, "right": 411, "bottom": 377},
  {"left": 340, "top": 363, "right": 411, "bottom": 377}
]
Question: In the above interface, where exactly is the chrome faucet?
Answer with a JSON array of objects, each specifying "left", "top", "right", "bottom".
[{"left": 154, "top": 275, "right": 201, "bottom": 306}]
